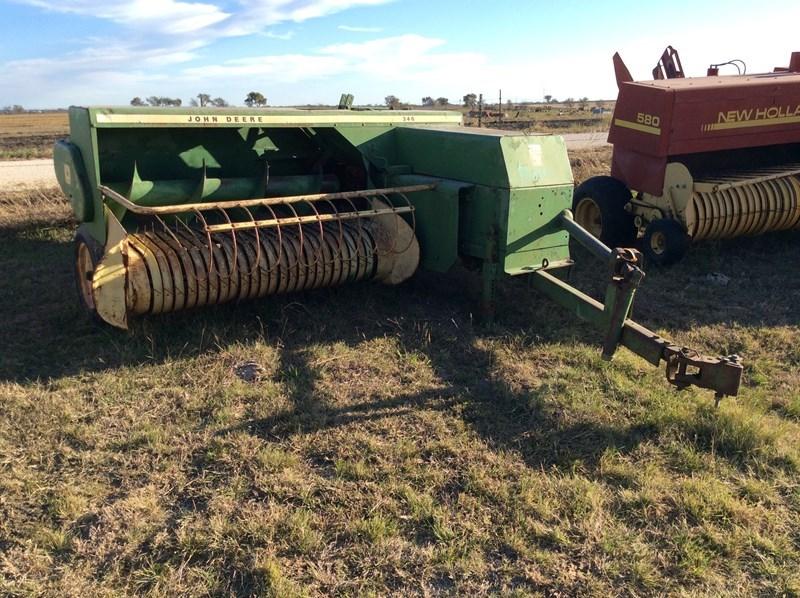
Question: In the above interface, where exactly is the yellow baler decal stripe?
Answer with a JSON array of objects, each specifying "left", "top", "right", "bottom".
[
  {"left": 703, "top": 115, "right": 800, "bottom": 131},
  {"left": 94, "top": 113, "right": 463, "bottom": 126},
  {"left": 614, "top": 118, "right": 661, "bottom": 136}
]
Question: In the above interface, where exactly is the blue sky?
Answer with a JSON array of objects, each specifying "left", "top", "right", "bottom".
[{"left": 0, "top": 0, "right": 797, "bottom": 108}]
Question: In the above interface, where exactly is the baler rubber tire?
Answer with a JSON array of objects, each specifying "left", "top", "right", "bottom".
[
  {"left": 74, "top": 228, "right": 103, "bottom": 321},
  {"left": 642, "top": 219, "right": 689, "bottom": 267},
  {"left": 572, "top": 176, "right": 636, "bottom": 247}
]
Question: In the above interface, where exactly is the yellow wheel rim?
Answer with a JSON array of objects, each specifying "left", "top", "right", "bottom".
[
  {"left": 76, "top": 242, "right": 96, "bottom": 310},
  {"left": 649, "top": 230, "right": 667, "bottom": 255},
  {"left": 575, "top": 197, "right": 603, "bottom": 238}
]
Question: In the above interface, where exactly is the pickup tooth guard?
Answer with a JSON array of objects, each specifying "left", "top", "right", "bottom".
[{"left": 531, "top": 210, "right": 743, "bottom": 400}]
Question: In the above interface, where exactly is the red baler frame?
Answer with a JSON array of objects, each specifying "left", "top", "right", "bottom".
[{"left": 608, "top": 51, "right": 800, "bottom": 196}]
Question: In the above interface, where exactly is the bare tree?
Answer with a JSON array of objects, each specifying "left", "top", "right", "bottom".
[
  {"left": 421, "top": 96, "right": 434, "bottom": 107},
  {"left": 385, "top": 95, "right": 401, "bottom": 109},
  {"left": 130, "top": 97, "right": 146, "bottom": 106},
  {"left": 196, "top": 93, "right": 211, "bottom": 107},
  {"left": 544, "top": 94, "right": 553, "bottom": 104},
  {"left": 435, "top": 97, "right": 449, "bottom": 106},
  {"left": 462, "top": 93, "right": 477, "bottom": 108},
  {"left": 211, "top": 97, "right": 229, "bottom": 107}
]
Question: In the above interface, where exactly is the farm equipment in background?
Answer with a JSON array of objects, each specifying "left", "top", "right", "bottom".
[
  {"left": 54, "top": 106, "right": 742, "bottom": 398},
  {"left": 574, "top": 46, "right": 800, "bottom": 265}
]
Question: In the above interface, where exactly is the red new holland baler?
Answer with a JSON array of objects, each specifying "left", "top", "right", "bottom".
[{"left": 574, "top": 46, "right": 800, "bottom": 264}]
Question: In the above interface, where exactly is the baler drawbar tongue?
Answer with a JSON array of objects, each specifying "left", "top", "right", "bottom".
[{"left": 532, "top": 210, "right": 743, "bottom": 400}]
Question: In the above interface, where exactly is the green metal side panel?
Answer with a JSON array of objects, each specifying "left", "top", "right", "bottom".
[
  {"left": 393, "top": 127, "right": 573, "bottom": 189},
  {"left": 334, "top": 127, "right": 399, "bottom": 171},
  {"left": 56, "top": 107, "right": 104, "bottom": 243},
  {"left": 389, "top": 174, "right": 466, "bottom": 272},
  {"left": 458, "top": 186, "right": 501, "bottom": 259},
  {"left": 503, "top": 186, "right": 572, "bottom": 274},
  {"left": 499, "top": 135, "right": 573, "bottom": 189},
  {"left": 389, "top": 126, "right": 574, "bottom": 273},
  {"left": 395, "top": 128, "right": 510, "bottom": 187}
]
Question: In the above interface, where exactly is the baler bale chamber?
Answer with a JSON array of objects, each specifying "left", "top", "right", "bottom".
[
  {"left": 574, "top": 47, "right": 800, "bottom": 265},
  {"left": 54, "top": 106, "right": 742, "bottom": 398}
]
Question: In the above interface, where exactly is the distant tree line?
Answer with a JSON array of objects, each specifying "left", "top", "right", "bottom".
[
  {"left": 129, "top": 91, "right": 269, "bottom": 108},
  {"left": 122, "top": 92, "right": 607, "bottom": 111},
  {"left": 1, "top": 105, "right": 25, "bottom": 113}
]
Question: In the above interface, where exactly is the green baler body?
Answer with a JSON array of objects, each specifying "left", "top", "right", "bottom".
[
  {"left": 52, "top": 106, "right": 744, "bottom": 398},
  {"left": 55, "top": 106, "right": 572, "bottom": 281}
]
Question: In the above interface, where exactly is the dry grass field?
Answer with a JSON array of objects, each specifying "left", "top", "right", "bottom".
[
  {"left": 1, "top": 146, "right": 800, "bottom": 596},
  {"left": 0, "top": 112, "right": 69, "bottom": 160}
]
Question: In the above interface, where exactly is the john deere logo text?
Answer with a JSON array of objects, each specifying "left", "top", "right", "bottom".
[
  {"left": 703, "top": 104, "right": 800, "bottom": 131},
  {"left": 186, "top": 115, "right": 266, "bottom": 123}
]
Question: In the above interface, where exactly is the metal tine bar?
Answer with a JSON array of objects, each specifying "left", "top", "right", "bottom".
[
  {"left": 697, "top": 168, "right": 800, "bottom": 192},
  {"left": 153, "top": 213, "right": 188, "bottom": 251},
  {"left": 175, "top": 215, "right": 204, "bottom": 245},
  {"left": 217, "top": 207, "right": 238, "bottom": 282},
  {"left": 261, "top": 203, "right": 283, "bottom": 276},
  {"left": 201, "top": 205, "right": 414, "bottom": 233},
  {"left": 236, "top": 205, "right": 262, "bottom": 277},
  {"left": 192, "top": 209, "right": 215, "bottom": 275},
  {"left": 394, "top": 191, "right": 416, "bottom": 254},
  {"left": 100, "top": 183, "right": 435, "bottom": 215},
  {"left": 324, "top": 199, "right": 345, "bottom": 262},
  {"left": 385, "top": 191, "right": 417, "bottom": 255},
  {"left": 341, "top": 195, "right": 369, "bottom": 267},
  {"left": 374, "top": 192, "right": 398, "bottom": 257},
  {"left": 303, "top": 199, "right": 326, "bottom": 268},
  {"left": 282, "top": 201, "right": 311, "bottom": 270}
]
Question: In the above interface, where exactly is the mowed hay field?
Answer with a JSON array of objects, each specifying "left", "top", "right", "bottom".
[{"left": 1, "top": 146, "right": 800, "bottom": 597}]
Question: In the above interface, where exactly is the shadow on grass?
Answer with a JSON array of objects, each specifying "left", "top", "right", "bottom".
[
  {"left": 5, "top": 220, "right": 795, "bottom": 596},
  {"left": 1, "top": 220, "right": 798, "bottom": 383}
]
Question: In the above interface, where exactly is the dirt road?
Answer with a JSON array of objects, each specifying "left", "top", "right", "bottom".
[
  {"left": 0, "top": 159, "right": 56, "bottom": 189},
  {"left": 0, "top": 133, "right": 609, "bottom": 191},
  {"left": 561, "top": 131, "right": 609, "bottom": 150}
]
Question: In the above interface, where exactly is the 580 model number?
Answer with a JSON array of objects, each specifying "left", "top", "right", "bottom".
[{"left": 637, "top": 112, "right": 660, "bottom": 127}]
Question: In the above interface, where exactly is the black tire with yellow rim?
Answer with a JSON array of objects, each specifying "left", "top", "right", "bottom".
[
  {"left": 642, "top": 218, "right": 689, "bottom": 267},
  {"left": 74, "top": 227, "right": 103, "bottom": 319},
  {"left": 572, "top": 176, "right": 636, "bottom": 247}
]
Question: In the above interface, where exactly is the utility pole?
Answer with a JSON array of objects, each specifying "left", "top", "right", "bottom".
[
  {"left": 478, "top": 93, "right": 483, "bottom": 128},
  {"left": 498, "top": 89, "right": 502, "bottom": 125}
]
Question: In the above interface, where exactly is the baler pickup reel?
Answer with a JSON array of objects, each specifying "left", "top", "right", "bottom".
[{"left": 92, "top": 180, "right": 428, "bottom": 330}]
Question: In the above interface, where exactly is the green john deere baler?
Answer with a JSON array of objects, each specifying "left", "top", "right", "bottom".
[{"left": 54, "top": 106, "right": 742, "bottom": 398}]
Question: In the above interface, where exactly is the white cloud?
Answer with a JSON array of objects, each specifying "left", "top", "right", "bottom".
[
  {"left": 2, "top": 0, "right": 399, "bottom": 106},
  {"left": 7, "top": 0, "right": 798, "bottom": 108},
  {"left": 263, "top": 30, "right": 295, "bottom": 40},
  {"left": 15, "top": 0, "right": 394, "bottom": 38},
  {"left": 337, "top": 24, "right": 383, "bottom": 32},
  {"left": 19, "top": 0, "right": 231, "bottom": 34}
]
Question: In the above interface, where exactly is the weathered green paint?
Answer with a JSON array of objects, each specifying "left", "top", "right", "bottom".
[
  {"left": 389, "top": 174, "right": 465, "bottom": 272},
  {"left": 53, "top": 139, "right": 93, "bottom": 222}
]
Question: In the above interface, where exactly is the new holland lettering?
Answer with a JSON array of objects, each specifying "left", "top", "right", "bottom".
[{"left": 717, "top": 104, "right": 800, "bottom": 124}]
